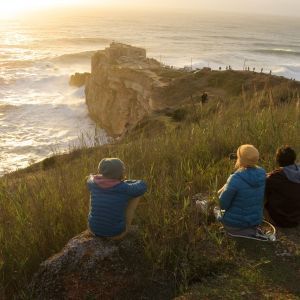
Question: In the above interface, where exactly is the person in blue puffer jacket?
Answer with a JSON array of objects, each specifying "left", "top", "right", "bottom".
[
  {"left": 218, "top": 144, "right": 266, "bottom": 238},
  {"left": 87, "top": 158, "right": 147, "bottom": 239}
]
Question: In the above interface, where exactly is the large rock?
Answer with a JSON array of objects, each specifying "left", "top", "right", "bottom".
[
  {"left": 30, "top": 230, "right": 174, "bottom": 300},
  {"left": 69, "top": 72, "right": 90, "bottom": 87},
  {"left": 85, "top": 43, "right": 171, "bottom": 137}
]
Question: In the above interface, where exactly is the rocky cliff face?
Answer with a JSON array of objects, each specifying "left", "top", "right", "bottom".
[{"left": 85, "top": 43, "right": 170, "bottom": 137}]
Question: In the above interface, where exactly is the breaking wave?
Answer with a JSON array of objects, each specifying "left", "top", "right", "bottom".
[{"left": 253, "top": 49, "right": 300, "bottom": 57}]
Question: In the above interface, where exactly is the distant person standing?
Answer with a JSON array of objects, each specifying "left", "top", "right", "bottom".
[
  {"left": 201, "top": 92, "right": 208, "bottom": 104},
  {"left": 265, "top": 146, "right": 300, "bottom": 228}
]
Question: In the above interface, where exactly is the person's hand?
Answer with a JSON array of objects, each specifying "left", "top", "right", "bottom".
[{"left": 218, "top": 185, "right": 225, "bottom": 195}]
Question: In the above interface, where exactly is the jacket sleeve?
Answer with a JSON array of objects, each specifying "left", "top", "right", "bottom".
[
  {"left": 123, "top": 180, "right": 147, "bottom": 198},
  {"left": 265, "top": 173, "right": 274, "bottom": 205},
  {"left": 86, "top": 175, "right": 94, "bottom": 190},
  {"left": 219, "top": 175, "right": 237, "bottom": 210}
]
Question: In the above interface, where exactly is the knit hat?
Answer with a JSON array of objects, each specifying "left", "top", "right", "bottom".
[
  {"left": 236, "top": 144, "right": 259, "bottom": 168},
  {"left": 98, "top": 158, "right": 125, "bottom": 180}
]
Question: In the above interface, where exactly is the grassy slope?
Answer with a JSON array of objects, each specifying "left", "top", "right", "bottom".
[{"left": 0, "top": 70, "right": 300, "bottom": 299}]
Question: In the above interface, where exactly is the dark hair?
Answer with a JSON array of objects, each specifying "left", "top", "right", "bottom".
[{"left": 276, "top": 146, "right": 297, "bottom": 167}]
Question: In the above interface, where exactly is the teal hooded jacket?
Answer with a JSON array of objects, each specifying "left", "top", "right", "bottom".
[{"left": 219, "top": 167, "right": 266, "bottom": 228}]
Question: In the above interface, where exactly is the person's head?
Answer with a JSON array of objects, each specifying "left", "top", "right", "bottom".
[
  {"left": 235, "top": 144, "right": 259, "bottom": 169},
  {"left": 276, "top": 146, "right": 297, "bottom": 167},
  {"left": 98, "top": 158, "right": 125, "bottom": 180}
]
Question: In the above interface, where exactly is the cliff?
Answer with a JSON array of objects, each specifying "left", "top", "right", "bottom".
[
  {"left": 85, "top": 43, "right": 175, "bottom": 137},
  {"left": 85, "top": 43, "right": 300, "bottom": 137}
]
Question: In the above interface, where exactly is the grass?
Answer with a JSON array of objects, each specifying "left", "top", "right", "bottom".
[{"left": 0, "top": 78, "right": 300, "bottom": 299}]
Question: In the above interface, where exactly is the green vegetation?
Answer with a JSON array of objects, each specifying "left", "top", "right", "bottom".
[{"left": 0, "top": 73, "right": 300, "bottom": 299}]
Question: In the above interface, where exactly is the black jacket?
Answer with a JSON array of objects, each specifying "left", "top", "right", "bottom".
[{"left": 265, "top": 168, "right": 300, "bottom": 227}]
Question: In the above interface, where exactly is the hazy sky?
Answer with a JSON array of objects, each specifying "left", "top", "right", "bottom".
[
  {"left": 88, "top": 0, "right": 300, "bottom": 16},
  {"left": 1, "top": 0, "right": 300, "bottom": 18}
]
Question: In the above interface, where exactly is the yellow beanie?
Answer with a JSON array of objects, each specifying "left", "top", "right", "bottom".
[{"left": 236, "top": 144, "right": 259, "bottom": 168}]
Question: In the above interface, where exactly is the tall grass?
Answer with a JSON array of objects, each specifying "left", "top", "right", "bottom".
[{"left": 0, "top": 87, "right": 299, "bottom": 298}]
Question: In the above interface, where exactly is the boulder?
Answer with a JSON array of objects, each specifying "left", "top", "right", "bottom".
[{"left": 30, "top": 230, "right": 174, "bottom": 300}]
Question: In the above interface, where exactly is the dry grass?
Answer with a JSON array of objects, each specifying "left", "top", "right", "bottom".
[{"left": 0, "top": 83, "right": 299, "bottom": 298}]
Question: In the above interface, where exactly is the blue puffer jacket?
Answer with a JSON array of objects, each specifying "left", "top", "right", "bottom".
[
  {"left": 87, "top": 177, "right": 147, "bottom": 237},
  {"left": 219, "top": 167, "right": 266, "bottom": 228}
]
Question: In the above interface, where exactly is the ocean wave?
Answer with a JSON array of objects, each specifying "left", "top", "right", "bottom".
[
  {"left": 253, "top": 49, "right": 300, "bottom": 57},
  {"left": 0, "top": 60, "right": 34, "bottom": 69},
  {"left": 204, "top": 35, "right": 265, "bottom": 42},
  {"left": 252, "top": 42, "right": 300, "bottom": 48},
  {"left": 50, "top": 51, "right": 96, "bottom": 64},
  {"left": 44, "top": 37, "right": 111, "bottom": 45}
]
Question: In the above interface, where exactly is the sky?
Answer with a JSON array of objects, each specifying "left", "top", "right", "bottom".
[{"left": 0, "top": 0, "right": 300, "bottom": 18}]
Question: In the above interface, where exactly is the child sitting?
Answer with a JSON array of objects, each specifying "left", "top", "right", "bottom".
[
  {"left": 218, "top": 145, "right": 267, "bottom": 240},
  {"left": 87, "top": 158, "right": 147, "bottom": 239}
]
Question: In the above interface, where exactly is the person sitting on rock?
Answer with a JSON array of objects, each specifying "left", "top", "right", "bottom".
[
  {"left": 217, "top": 145, "right": 267, "bottom": 240},
  {"left": 265, "top": 146, "right": 300, "bottom": 228},
  {"left": 87, "top": 158, "right": 147, "bottom": 239}
]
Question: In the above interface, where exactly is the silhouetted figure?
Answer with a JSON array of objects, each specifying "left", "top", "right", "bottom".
[
  {"left": 226, "top": 66, "right": 228, "bottom": 70},
  {"left": 229, "top": 65, "right": 232, "bottom": 70},
  {"left": 247, "top": 67, "right": 250, "bottom": 71},
  {"left": 253, "top": 67, "right": 256, "bottom": 72},
  {"left": 201, "top": 92, "right": 208, "bottom": 104},
  {"left": 270, "top": 70, "right": 272, "bottom": 75},
  {"left": 261, "top": 68, "right": 264, "bottom": 73},
  {"left": 219, "top": 66, "right": 222, "bottom": 71}
]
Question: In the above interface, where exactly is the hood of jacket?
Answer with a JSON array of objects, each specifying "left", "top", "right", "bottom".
[
  {"left": 283, "top": 164, "right": 300, "bottom": 184},
  {"left": 92, "top": 175, "right": 121, "bottom": 189},
  {"left": 235, "top": 167, "right": 266, "bottom": 188}
]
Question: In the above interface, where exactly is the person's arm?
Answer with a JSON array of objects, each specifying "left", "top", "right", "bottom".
[
  {"left": 123, "top": 180, "right": 147, "bottom": 198},
  {"left": 219, "top": 175, "right": 237, "bottom": 210},
  {"left": 86, "top": 175, "right": 94, "bottom": 190}
]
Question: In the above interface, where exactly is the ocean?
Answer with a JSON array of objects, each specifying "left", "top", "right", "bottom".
[{"left": 1, "top": 11, "right": 300, "bottom": 175}]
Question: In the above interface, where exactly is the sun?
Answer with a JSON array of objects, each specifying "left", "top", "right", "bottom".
[{"left": 0, "top": 0, "right": 82, "bottom": 19}]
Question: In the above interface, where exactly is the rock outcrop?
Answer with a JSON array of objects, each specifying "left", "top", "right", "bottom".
[
  {"left": 69, "top": 72, "right": 90, "bottom": 87},
  {"left": 85, "top": 43, "right": 172, "bottom": 137},
  {"left": 30, "top": 230, "right": 174, "bottom": 300}
]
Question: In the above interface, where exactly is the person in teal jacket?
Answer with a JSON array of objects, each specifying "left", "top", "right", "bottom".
[
  {"left": 87, "top": 158, "right": 147, "bottom": 239},
  {"left": 218, "top": 145, "right": 266, "bottom": 238}
]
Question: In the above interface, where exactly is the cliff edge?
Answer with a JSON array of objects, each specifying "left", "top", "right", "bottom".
[{"left": 85, "top": 43, "right": 175, "bottom": 137}]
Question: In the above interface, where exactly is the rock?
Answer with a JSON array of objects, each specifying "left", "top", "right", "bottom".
[
  {"left": 69, "top": 72, "right": 90, "bottom": 87},
  {"left": 85, "top": 43, "right": 174, "bottom": 137},
  {"left": 29, "top": 230, "right": 174, "bottom": 300}
]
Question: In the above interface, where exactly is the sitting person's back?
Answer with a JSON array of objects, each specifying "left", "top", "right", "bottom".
[
  {"left": 265, "top": 146, "right": 300, "bottom": 228},
  {"left": 87, "top": 158, "right": 147, "bottom": 238},
  {"left": 219, "top": 145, "right": 266, "bottom": 236}
]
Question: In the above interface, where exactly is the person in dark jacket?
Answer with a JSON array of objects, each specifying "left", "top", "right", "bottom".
[
  {"left": 218, "top": 145, "right": 266, "bottom": 239},
  {"left": 87, "top": 158, "right": 147, "bottom": 239},
  {"left": 265, "top": 146, "right": 300, "bottom": 228}
]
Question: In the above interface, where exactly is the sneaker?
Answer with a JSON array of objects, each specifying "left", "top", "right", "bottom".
[{"left": 227, "top": 230, "right": 272, "bottom": 242}]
